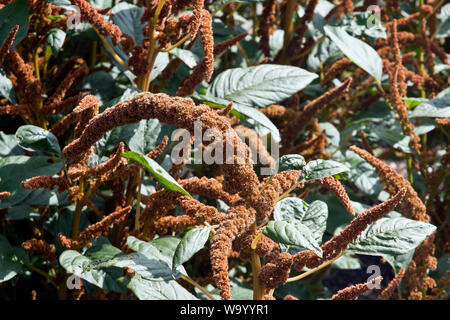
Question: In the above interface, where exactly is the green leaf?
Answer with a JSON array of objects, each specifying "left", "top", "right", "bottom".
[
  {"left": 93, "top": 252, "right": 177, "bottom": 281},
  {"left": 324, "top": 25, "right": 383, "bottom": 83},
  {"left": 402, "top": 97, "right": 428, "bottom": 109},
  {"left": 121, "top": 151, "right": 192, "bottom": 198},
  {"left": 205, "top": 64, "right": 318, "bottom": 108},
  {"left": 46, "top": 28, "right": 66, "bottom": 55},
  {"left": 110, "top": 2, "right": 145, "bottom": 46},
  {"left": 273, "top": 197, "right": 308, "bottom": 222},
  {"left": 301, "top": 200, "right": 328, "bottom": 243},
  {"left": 84, "top": 244, "right": 122, "bottom": 261},
  {"left": 0, "top": 0, "right": 29, "bottom": 47},
  {"left": 172, "top": 226, "right": 211, "bottom": 271},
  {"left": 409, "top": 96, "right": 450, "bottom": 118},
  {"left": 0, "top": 156, "right": 62, "bottom": 209},
  {"left": 332, "top": 253, "right": 361, "bottom": 270},
  {"left": 274, "top": 198, "right": 328, "bottom": 255},
  {"left": 127, "top": 236, "right": 186, "bottom": 278},
  {"left": 80, "top": 71, "right": 116, "bottom": 105},
  {"left": 300, "top": 159, "right": 349, "bottom": 182},
  {"left": 278, "top": 154, "right": 306, "bottom": 172},
  {"left": 15, "top": 125, "right": 61, "bottom": 155},
  {"left": 0, "top": 68, "right": 16, "bottom": 104},
  {"left": 120, "top": 275, "right": 198, "bottom": 300},
  {"left": 59, "top": 250, "right": 125, "bottom": 293},
  {"left": 261, "top": 220, "right": 322, "bottom": 257},
  {"left": 0, "top": 131, "right": 23, "bottom": 157},
  {"left": 437, "top": 3, "right": 450, "bottom": 39},
  {"left": 170, "top": 48, "right": 199, "bottom": 69},
  {"left": 0, "top": 235, "right": 23, "bottom": 282},
  {"left": 5, "top": 204, "right": 39, "bottom": 220},
  {"left": 348, "top": 217, "right": 437, "bottom": 256},
  {"left": 150, "top": 236, "right": 182, "bottom": 259}
]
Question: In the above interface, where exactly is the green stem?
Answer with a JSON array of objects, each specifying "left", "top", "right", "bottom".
[
  {"left": 140, "top": 0, "right": 166, "bottom": 92},
  {"left": 280, "top": 0, "right": 296, "bottom": 64},
  {"left": 250, "top": 223, "right": 264, "bottom": 300},
  {"left": 71, "top": 178, "right": 85, "bottom": 239},
  {"left": 406, "top": 155, "right": 414, "bottom": 185}
]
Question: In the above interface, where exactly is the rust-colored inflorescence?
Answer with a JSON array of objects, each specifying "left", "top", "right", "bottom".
[
  {"left": 176, "top": 9, "right": 214, "bottom": 96},
  {"left": 294, "top": 188, "right": 406, "bottom": 270},
  {"left": 58, "top": 206, "right": 132, "bottom": 250},
  {"left": 70, "top": 0, "right": 123, "bottom": 45},
  {"left": 308, "top": 176, "right": 355, "bottom": 216},
  {"left": 331, "top": 276, "right": 383, "bottom": 300},
  {"left": 349, "top": 145, "right": 428, "bottom": 222},
  {"left": 378, "top": 268, "right": 405, "bottom": 300},
  {"left": 0, "top": 25, "right": 19, "bottom": 64},
  {"left": 21, "top": 176, "right": 70, "bottom": 193}
]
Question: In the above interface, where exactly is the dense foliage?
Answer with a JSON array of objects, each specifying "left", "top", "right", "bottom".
[{"left": 0, "top": 0, "right": 448, "bottom": 301}]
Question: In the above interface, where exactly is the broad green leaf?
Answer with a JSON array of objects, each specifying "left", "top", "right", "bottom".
[
  {"left": 381, "top": 249, "right": 415, "bottom": 274},
  {"left": 0, "top": 131, "right": 23, "bottom": 157},
  {"left": 371, "top": 125, "right": 412, "bottom": 154},
  {"left": 15, "top": 125, "right": 61, "bottom": 155},
  {"left": 437, "top": 3, "right": 450, "bottom": 39},
  {"left": 0, "top": 68, "right": 16, "bottom": 104},
  {"left": 300, "top": 159, "right": 349, "bottom": 182},
  {"left": 120, "top": 275, "right": 198, "bottom": 300},
  {"left": 205, "top": 64, "right": 318, "bottom": 108},
  {"left": 150, "top": 52, "right": 170, "bottom": 82},
  {"left": 332, "top": 253, "right": 361, "bottom": 270},
  {"left": 127, "top": 236, "right": 186, "bottom": 278},
  {"left": 5, "top": 204, "right": 39, "bottom": 220},
  {"left": 273, "top": 197, "right": 308, "bottom": 222},
  {"left": 110, "top": 2, "right": 145, "bottom": 46},
  {"left": 127, "top": 236, "right": 165, "bottom": 258},
  {"left": 0, "top": 0, "right": 29, "bottom": 47},
  {"left": 348, "top": 217, "right": 436, "bottom": 256},
  {"left": 343, "top": 150, "right": 381, "bottom": 195},
  {"left": 402, "top": 97, "right": 428, "bottom": 109},
  {"left": 92, "top": 252, "right": 176, "bottom": 281},
  {"left": 172, "top": 226, "right": 211, "bottom": 271},
  {"left": 278, "top": 154, "right": 306, "bottom": 172},
  {"left": 46, "top": 28, "right": 66, "bottom": 55},
  {"left": 150, "top": 236, "right": 182, "bottom": 259},
  {"left": 121, "top": 151, "right": 192, "bottom": 198},
  {"left": 333, "top": 11, "right": 387, "bottom": 39},
  {"left": 275, "top": 199, "right": 328, "bottom": 255},
  {"left": 261, "top": 220, "right": 322, "bottom": 257},
  {"left": 301, "top": 200, "right": 328, "bottom": 243},
  {"left": 0, "top": 235, "right": 23, "bottom": 282},
  {"left": 80, "top": 71, "right": 116, "bottom": 105},
  {"left": 59, "top": 250, "right": 125, "bottom": 292},
  {"left": 324, "top": 26, "right": 383, "bottom": 83},
  {"left": 0, "top": 156, "right": 62, "bottom": 209},
  {"left": 409, "top": 96, "right": 450, "bottom": 118},
  {"left": 84, "top": 244, "right": 122, "bottom": 261},
  {"left": 170, "top": 48, "right": 200, "bottom": 69}
]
